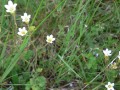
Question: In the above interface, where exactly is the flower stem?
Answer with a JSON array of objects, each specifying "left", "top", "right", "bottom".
[
  {"left": 105, "top": 56, "right": 109, "bottom": 63},
  {"left": 12, "top": 13, "right": 18, "bottom": 48},
  {"left": 13, "top": 13, "right": 17, "bottom": 38}
]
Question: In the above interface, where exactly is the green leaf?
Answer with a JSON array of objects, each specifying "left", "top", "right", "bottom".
[
  {"left": 26, "top": 76, "right": 46, "bottom": 90},
  {"left": 32, "top": 85, "right": 40, "bottom": 90},
  {"left": 29, "top": 26, "right": 36, "bottom": 32},
  {"left": 24, "top": 50, "right": 34, "bottom": 60},
  {"left": 36, "top": 68, "right": 43, "bottom": 73},
  {"left": 86, "top": 55, "right": 97, "bottom": 69},
  {"left": 25, "top": 82, "right": 31, "bottom": 90},
  {"left": 37, "top": 76, "right": 46, "bottom": 87}
]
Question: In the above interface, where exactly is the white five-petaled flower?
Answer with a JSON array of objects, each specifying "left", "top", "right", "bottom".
[
  {"left": 4, "top": 0, "right": 17, "bottom": 14},
  {"left": 117, "top": 51, "right": 120, "bottom": 60},
  {"left": 46, "top": 35, "right": 55, "bottom": 43},
  {"left": 21, "top": 13, "right": 31, "bottom": 24},
  {"left": 17, "top": 27, "right": 28, "bottom": 36},
  {"left": 105, "top": 82, "right": 115, "bottom": 90},
  {"left": 103, "top": 48, "right": 112, "bottom": 57}
]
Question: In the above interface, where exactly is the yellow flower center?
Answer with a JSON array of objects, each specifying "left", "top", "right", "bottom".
[
  {"left": 108, "top": 85, "right": 112, "bottom": 88},
  {"left": 48, "top": 38, "right": 52, "bottom": 43},
  {"left": 10, "top": 6, "right": 14, "bottom": 12},
  {"left": 21, "top": 31, "right": 26, "bottom": 35},
  {"left": 25, "top": 18, "right": 29, "bottom": 23}
]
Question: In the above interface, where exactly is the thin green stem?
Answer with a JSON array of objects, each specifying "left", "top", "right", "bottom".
[
  {"left": 12, "top": 13, "right": 18, "bottom": 47},
  {"left": 13, "top": 13, "right": 17, "bottom": 35}
]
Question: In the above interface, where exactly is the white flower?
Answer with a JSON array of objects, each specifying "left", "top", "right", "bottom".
[
  {"left": 21, "top": 13, "right": 31, "bottom": 24},
  {"left": 105, "top": 82, "right": 114, "bottom": 90},
  {"left": 117, "top": 51, "right": 120, "bottom": 60},
  {"left": 103, "top": 48, "right": 112, "bottom": 57},
  {"left": 17, "top": 27, "right": 28, "bottom": 36},
  {"left": 46, "top": 35, "right": 55, "bottom": 43},
  {"left": 4, "top": 0, "right": 17, "bottom": 14},
  {"left": 85, "top": 24, "right": 88, "bottom": 28}
]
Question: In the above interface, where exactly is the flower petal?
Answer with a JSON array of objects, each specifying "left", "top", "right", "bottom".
[
  {"left": 4, "top": 5, "right": 9, "bottom": 9},
  {"left": 14, "top": 3, "right": 17, "bottom": 7},
  {"left": 23, "top": 27, "right": 26, "bottom": 30},
  {"left": 8, "top": 0, "right": 13, "bottom": 6},
  {"left": 52, "top": 38, "right": 55, "bottom": 41},
  {"left": 24, "top": 13, "right": 27, "bottom": 17},
  {"left": 50, "top": 35, "right": 53, "bottom": 38},
  {"left": 105, "top": 85, "right": 108, "bottom": 88}
]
